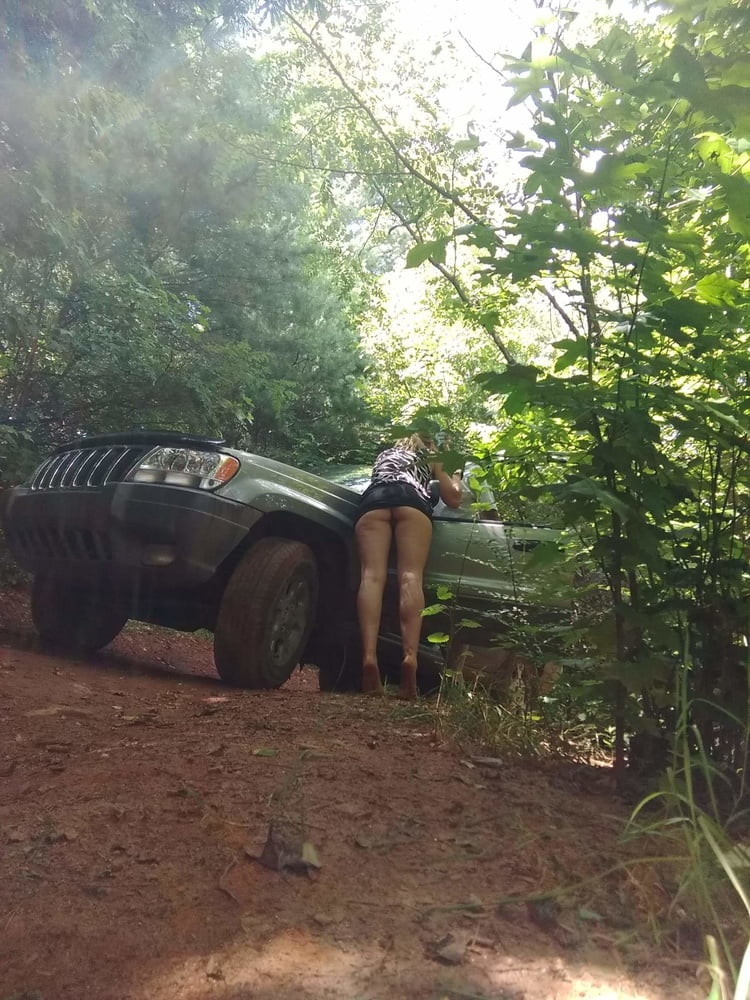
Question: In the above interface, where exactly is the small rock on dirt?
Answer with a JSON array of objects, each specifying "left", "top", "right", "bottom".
[
  {"left": 205, "top": 957, "right": 224, "bottom": 980},
  {"left": 253, "top": 820, "right": 322, "bottom": 873},
  {"left": 431, "top": 930, "right": 471, "bottom": 965},
  {"left": 312, "top": 906, "right": 345, "bottom": 927},
  {"left": 527, "top": 897, "right": 561, "bottom": 929}
]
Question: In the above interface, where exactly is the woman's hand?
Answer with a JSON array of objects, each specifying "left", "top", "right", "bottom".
[{"left": 433, "top": 464, "right": 463, "bottom": 508}]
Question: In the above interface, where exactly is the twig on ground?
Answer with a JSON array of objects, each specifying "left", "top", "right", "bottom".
[{"left": 218, "top": 856, "right": 241, "bottom": 905}]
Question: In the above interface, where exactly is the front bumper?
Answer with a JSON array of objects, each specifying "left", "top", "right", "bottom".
[{"left": 3, "top": 482, "right": 261, "bottom": 589}]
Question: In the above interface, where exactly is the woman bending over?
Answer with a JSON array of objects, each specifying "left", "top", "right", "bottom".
[{"left": 354, "top": 432, "right": 462, "bottom": 698}]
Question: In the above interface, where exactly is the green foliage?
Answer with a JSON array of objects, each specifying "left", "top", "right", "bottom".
[
  {"left": 0, "top": 0, "right": 374, "bottom": 488},
  {"left": 358, "top": 293, "right": 504, "bottom": 435},
  {"left": 432, "top": 1, "right": 750, "bottom": 787},
  {"left": 466, "top": 4, "right": 750, "bottom": 980}
]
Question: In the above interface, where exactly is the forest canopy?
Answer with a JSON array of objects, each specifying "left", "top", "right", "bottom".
[{"left": 0, "top": 0, "right": 378, "bottom": 472}]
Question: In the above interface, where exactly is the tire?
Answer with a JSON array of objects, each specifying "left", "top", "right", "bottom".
[
  {"left": 32, "top": 574, "right": 128, "bottom": 654},
  {"left": 213, "top": 538, "right": 318, "bottom": 688}
]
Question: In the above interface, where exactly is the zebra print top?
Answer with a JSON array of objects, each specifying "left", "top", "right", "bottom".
[{"left": 369, "top": 446, "right": 433, "bottom": 504}]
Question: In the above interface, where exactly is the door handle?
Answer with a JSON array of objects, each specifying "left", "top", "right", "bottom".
[{"left": 512, "top": 539, "right": 541, "bottom": 551}]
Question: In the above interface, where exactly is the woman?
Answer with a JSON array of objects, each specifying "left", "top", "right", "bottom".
[{"left": 354, "top": 432, "right": 462, "bottom": 698}]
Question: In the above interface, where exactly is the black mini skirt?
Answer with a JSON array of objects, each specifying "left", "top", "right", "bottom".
[{"left": 354, "top": 481, "right": 433, "bottom": 523}]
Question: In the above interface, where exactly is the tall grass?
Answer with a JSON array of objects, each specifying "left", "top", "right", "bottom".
[
  {"left": 626, "top": 662, "right": 750, "bottom": 997},
  {"left": 394, "top": 666, "right": 547, "bottom": 757},
  {"left": 702, "top": 818, "right": 750, "bottom": 1000}
]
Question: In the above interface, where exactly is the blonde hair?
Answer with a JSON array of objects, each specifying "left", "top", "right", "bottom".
[{"left": 394, "top": 432, "right": 433, "bottom": 453}]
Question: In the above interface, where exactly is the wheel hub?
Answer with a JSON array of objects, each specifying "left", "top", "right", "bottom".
[{"left": 269, "top": 576, "right": 311, "bottom": 667}]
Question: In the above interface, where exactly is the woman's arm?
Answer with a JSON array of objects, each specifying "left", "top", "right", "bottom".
[{"left": 432, "top": 463, "right": 463, "bottom": 508}]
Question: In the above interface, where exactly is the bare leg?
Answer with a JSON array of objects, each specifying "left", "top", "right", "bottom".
[
  {"left": 354, "top": 509, "right": 392, "bottom": 693},
  {"left": 393, "top": 507, "right": 433, "bottom": 699}
]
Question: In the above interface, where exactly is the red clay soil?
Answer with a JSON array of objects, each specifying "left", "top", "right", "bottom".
[{"left": 0, "top": 586, "right": 705, "bottom": 1000}]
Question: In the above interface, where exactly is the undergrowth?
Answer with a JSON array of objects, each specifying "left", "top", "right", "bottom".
[
  {"left": 394, "top": 662, "right": 750, "bottom": 998},
  {"left": 395, "top": 666, "right": 612, "bottom": 763}
]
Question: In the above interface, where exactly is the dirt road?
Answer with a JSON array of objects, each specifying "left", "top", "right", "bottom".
[{"left": 0, "top": 588, "right": 701, "bottom": 1000}]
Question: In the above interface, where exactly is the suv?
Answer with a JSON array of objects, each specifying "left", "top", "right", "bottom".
[{"left": 2, "top": 431, "right": 567, "bottom": 691}]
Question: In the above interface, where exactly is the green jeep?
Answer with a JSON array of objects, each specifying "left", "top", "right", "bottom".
[{"left": 2, "top": 431, "right": 568, "bottom": 691}]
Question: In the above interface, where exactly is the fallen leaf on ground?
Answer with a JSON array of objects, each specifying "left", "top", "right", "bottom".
[
  {"left": 334, "top": 801, "right": 367, "bottom": 817},
  {"left": 470, "top": 757, "right": 505, "bottom": 769},
  {"left": 455, "top": 774, "right": 486, "bottom": 789}
]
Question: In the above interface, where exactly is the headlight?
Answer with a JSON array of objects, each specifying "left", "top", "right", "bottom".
[{"left": 128, "top": 447, "right": 240, "bottom": 490}]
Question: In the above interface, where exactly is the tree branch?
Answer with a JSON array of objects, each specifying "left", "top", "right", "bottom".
[
  {"left": 374, "top": 184, "right": 516, "bottom": 366},
  {"left": 539, "top": 286, "right": 581, "bottom": 339},
  {"left": 283, "top": 11, "right": 485, "bottom": 226},
  {"left": 457, "top": 31, "right": 507, "bottom": 81}
]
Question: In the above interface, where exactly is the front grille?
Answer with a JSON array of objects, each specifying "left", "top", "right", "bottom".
[
  {"left": 9, "top": 526, "right": 113, "bottom": 561},
  {"left": 29, "top": 446, "right": 147, "bottom": 491}
]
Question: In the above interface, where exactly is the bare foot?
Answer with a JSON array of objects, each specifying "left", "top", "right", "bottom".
[
  {"left": 362, "top": 662, "right": 384, "bottom": 695},
  {"left": 398, "top": 659, "right": 418, "bottom": 700}
]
